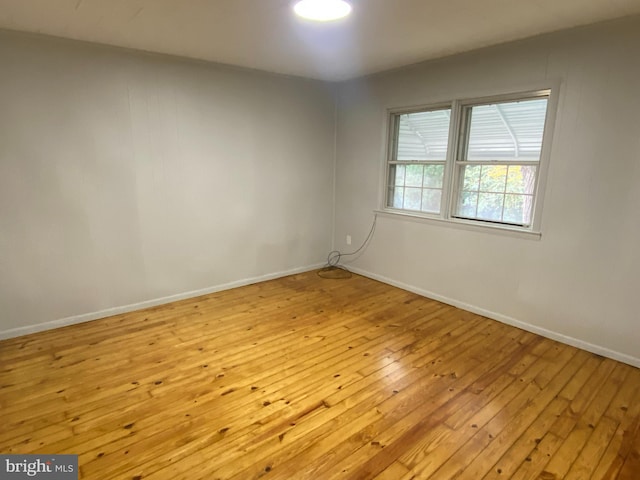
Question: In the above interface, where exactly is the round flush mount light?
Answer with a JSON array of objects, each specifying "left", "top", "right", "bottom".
[{"left": 293, "top": 0, "right": 352, "bottom": 21}]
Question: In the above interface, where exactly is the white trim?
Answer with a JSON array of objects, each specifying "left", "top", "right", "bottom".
[
  {"left": 378, "top": 106, "right": 394, "bottom": 210},
  {"left": 531, "top": 81, "right": 561, "bottom": 232},
  {"left": 348, "top": 266, "right": 640, "bottom": 369},
  {"left": 442, "top": 101, "right": 459, "bottom": 218},
  {"left": 374, "top": 209, "right": 542, "bottom": 240},
  {"left": 0, "top": 263, "right": 324, "bottom": 340}
]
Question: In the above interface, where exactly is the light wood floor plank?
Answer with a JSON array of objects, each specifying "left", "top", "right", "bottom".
[{"left": 134, "top": 311, "right": 492, "bottom": 480}]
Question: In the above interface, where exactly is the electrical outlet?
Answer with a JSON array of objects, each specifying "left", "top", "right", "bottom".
[{"left": 346, "top": 235, "right": 352, "bottom": 245}]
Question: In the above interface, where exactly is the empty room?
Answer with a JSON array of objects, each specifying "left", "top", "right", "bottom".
[{"left": 1, "top": 1, "right": 639, "bottom": 479}]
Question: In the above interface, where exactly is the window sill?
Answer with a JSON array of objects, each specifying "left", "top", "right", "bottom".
[{"left": 374, "top": 209, "right": 542, "bottom": 240}]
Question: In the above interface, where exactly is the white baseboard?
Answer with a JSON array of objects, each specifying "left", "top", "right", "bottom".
[
  {"left": 0, "top": 263, "right": 324, "bottom": 341},
  {"left": 348, "top": 266, "right": 640, "bottom": 369}
]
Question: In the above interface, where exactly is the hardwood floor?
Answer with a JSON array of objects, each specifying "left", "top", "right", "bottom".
[{"left": 1, "top": 271, "right": 638, "bottom": 479}]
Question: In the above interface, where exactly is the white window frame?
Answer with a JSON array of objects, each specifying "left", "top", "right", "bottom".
[
  {"left": 380, "top": 86, "right": 559, "bottom": 237},
  {"left": 386, "top": 103, "right": 452, "bottom": 215}
]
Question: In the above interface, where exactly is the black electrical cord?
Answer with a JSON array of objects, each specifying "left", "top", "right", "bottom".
[{"left": 318, "top": 213, "right": 377, "bottom": 279}]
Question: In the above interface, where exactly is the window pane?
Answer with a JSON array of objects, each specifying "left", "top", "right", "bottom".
[
  {"left": 424, "top": 164, "right": 444, "bottom": 188},
  {"left": 422, "top": 188, "right": 442, "bottom": 213},
  {"left": 458, "top": 191, "right": 478, "bottom": 218},
  {"left": 479, "top": 165, "right": 507, "bottom": 193},
  {"left": 506, "top": 165, "right": 537, "bottom": 194},
  {"left": 397, "top": 109, "right": 451, "bottom": 161},
  {"left": 404, "top": 187, "right": 422, "bottom": 210},
  {"left": 503, "top": 194, "right": 534, "bottom": 225},
  {"left": 462, "top": 165, "right": 481, "bottom": 191},
  {"left": 405, "top": 164, "right": 424, "bottom": 187},
  {"left": 477, "top": 193, "right": 504, "bottom": 221},
  {"left": 391, "top": 164, "right": 406, "bottom": 187},
  {"left": 392, "top": 187, "right": 404, "bottom": 208},
  {"left": 464, "top": 97, "right": 548, "bottom": 161}
]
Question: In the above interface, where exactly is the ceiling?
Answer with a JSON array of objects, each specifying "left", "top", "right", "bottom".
[{"left": 1, "top": 0, "right": 639, "bottom": 81}]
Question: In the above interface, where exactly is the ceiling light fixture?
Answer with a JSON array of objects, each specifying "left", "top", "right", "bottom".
[{"left": 293, "top": 0, "right": 352, "bottom": 22}]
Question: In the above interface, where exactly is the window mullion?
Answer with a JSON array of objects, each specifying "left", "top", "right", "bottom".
[{"left": 442, "top": 99, "right": 461, "bottom": 220}]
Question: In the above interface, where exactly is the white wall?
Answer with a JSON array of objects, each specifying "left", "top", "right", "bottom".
[
  {"left": 334, "top": 16, "right": 640, "bottom": 366},
  {"left": 0, "top": 30, "right": 336, "bottom": 337}
]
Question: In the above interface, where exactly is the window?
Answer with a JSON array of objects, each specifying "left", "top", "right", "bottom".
[
  {"left": 385, "top": 90, "right": 553, "bottom": 232},
  {"left": 388, "top": 107, "right": 450, "bottom": 214}
]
